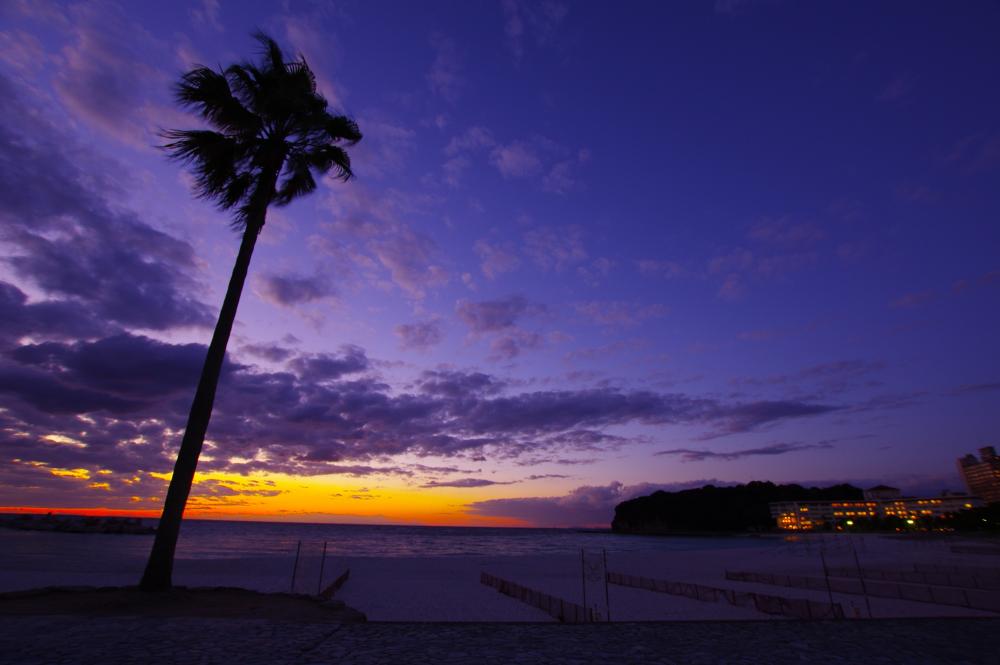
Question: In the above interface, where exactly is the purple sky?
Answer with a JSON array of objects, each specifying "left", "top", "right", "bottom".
[{"left": 0, "top": 0, "right": 998, "bottom": 526}]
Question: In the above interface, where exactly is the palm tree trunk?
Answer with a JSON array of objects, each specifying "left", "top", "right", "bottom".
[{"left": 139, "top": 222, "right": 262, "bottom": 591}]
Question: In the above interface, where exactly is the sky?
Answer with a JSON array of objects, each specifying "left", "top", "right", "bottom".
[{"left": 0, "top": 0, "right": 998, "bottom": 528}]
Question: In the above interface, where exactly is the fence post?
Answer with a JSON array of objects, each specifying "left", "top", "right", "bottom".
[
  {"left": 580, "top": 549, "right": 587, "bottom": 614},
  {"left": 602, "top": 549, "right": 611, "bottom": 622},
  {"left": 851, "top": 545, "right": 873, "bottom": 619},
  {"left": 317, "top": 540, "right": 328, "bottom": 596},
  {"left": 290, "top": 540, "right": 302, "bottom": 593},
  {"left": 819, "top": 550, "right": 836, "bottom": 613}
]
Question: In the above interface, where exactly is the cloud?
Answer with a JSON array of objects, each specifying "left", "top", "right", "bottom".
[
  {"left": 474, "top": 239, "right": 521, "bottom": 280},
  {"left": 730, "top": 360, "right": 885, "bottom": 399},
  {"left": 523, "top": 226, "right": 588, "bottom": 271},
  {"left": 0, "top": 74, "right": 212, "bottom": 331},
  {"left": 427, "top": 32, "right": 462, "bottom": 102},
  {"left": 0, "top": 330, "right": 843, "bottom": 486},
  {"left": 442, "top": 155, "right": 471, "bottom": 187},
  {"left": 288, "top": 346, "right": 369, "bottom": 382},
  {"left": 51, "top": 3, "right": 176, "bottom": 149},
  {"left": 708, "top": 217, "right": 826, "bottom": 300},
  {"left": 190, "top": 0, "right": 223, "bottom": 31},
  {"left": 0, "top": 29, "right": 47, "bottom": 74},
  {"left": 541, "top": 148, "right": 589, "bottom": 194},
  {"left": 444, "top": 128, "right": 582, "bottom": 192},
  {"left": 257, "top": 273, "right": 335, "bottom": 306},
  {"left": 636, "top": 259, "right": 685, "bottom": 279},
  {"left": 575, "top": 301, "right": 667, "bottom": 328},
  {"left": 490, "top": 141, "right": 543, "bottom": 178},
  {"left": 748, "top": 218, "right": 826, "bottom": 249},
  {"left": 239, "top": 342, "right": 296, "bottom": 363},
  {"left": 576, "top": 257, "right": 614, "bottom": 286},
  {"left": 500, "top": 0, "right": 569, "bottom": 62},
  {"left": 455, "top": 297, "right": 547, "bottom": 361},
  {"left": 465, "top": 479, "right": 719, "bottom": 527},
  {"left": 280, "top": 9, "right": 344, "bottom": 106},
  {"left": 947, "top": 133, "right": 1000, "bottom": 173},
  {"left": 315, "top": 186, "right": 449, "bottom": 298},
  {"left": 441, "top": 127, "right": 497, "bottom": 186},
  {"left": 951, "top": 382, "right": 1000, "bottom": 396},
  {"left": 455, "top": 296, "right": 542, "bottom": 333},
  {"left": 351, "top": 115, "right": 416, "bottom": 179},
  {"left": 716, "top": 273, "right": 745, "bottom": 301},
  {"left": 656, "top": 441, "right": 832, "bottom": 462},
  {"left": 877, "top": 73, "right": 915, "bottom": 103},
  {"left": 488, "top": 330, "right": 544, "bottom": 361},
  {"left": 421, "top": 478, "right": 517, "bottom": 488},
  {"left": 953, "top": 269, "right": 1000, "bottom": 295},
  {"left": 0, "top": 281, "right": 112, "bottom": 344},
  {"left": 541, "top": 160, "right": 575, "bottom": 194},
  {"left": 712, "top": 401, "right": 842, "bottom": 436},
  {"left": 501, "top": 0, "right": 526, "bottom": 60},
  {"left": 417, "top": 370, "right": 505, "bottom": 398},
  {"left": 445, "top": 126, "right": 496, "bottom": 156},
  {"left": 370, "top": 226, "right": 449, "bottom": 299},
  {"left": 890, "top": 289, "right": 938, "bottom": 309},
  {"left": 395, "top": 319, "right": 444, "bottom": 351}
]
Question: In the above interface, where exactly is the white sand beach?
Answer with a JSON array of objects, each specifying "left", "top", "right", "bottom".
[{"left": 2, "top": 530, "right": 997, "bottom": 622}]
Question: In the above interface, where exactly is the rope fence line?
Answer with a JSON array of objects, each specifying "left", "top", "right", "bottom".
[
  {"left": 606, "top": 571, "right": 844, "bottom": 620},
  {"left": 480, "top": 572, "right": 596, "bottom": 623},
  {"left": 951, "top": 545, "right": 1000, "bottom": 556},
  {"left": 913, "top": 563, "right": 1000, "bottom": 579},
  {"left": 725, "top": 570, "right": 1000, "bottom": 613},
  {"left": 824, "top": 566, "right": 1000, "bottom": 591}
]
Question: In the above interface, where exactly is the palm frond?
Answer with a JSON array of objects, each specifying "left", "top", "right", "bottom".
[
  {"left": 273, "top": 153, "right": 317, "bottom": 205},
  {"left": 161, "top": 129, "right": 252, "bottom": 209},
  {"left": 175, "top": 67, "right": 259, "bottom": 136},
  {"left": 226, "top": 63, "right": 268, "bottom": 117},
  {"left": 325, "top": 115, "right": 362, "bottom": 144},
  {"left": 163, "top": 31, "right": 361, "bottom": 224},
  {"left": 304, "top": 144, "right": 354, "bottom": 182},
  {"left": 254, "top": 31, "right": 286, "bottom": 73}
]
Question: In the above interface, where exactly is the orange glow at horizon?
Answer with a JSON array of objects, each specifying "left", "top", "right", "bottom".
[{"left": 5, "top": 468, "right": 534, "bottom": 527}]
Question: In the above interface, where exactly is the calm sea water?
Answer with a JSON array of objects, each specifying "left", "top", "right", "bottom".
[{"left": 0, "top": 519, "right": 781, "bottom": 562}]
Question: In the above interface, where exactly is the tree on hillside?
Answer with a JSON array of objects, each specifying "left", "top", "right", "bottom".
[{"left": 140, "top": 33, "right": 361, "bottom": 591}]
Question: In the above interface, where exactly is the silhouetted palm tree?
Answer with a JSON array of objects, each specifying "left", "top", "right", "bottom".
[{"left": 140, "top": 33, "right": 360, "bottom": 591}]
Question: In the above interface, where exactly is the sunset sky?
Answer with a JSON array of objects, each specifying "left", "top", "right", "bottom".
[{"left": 0, "top": 1, "right": 998, "bottom": 527}]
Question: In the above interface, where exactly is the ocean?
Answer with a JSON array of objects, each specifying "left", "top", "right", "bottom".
[{"left": 1, "top": 519, "right": 781, "bottom": 562}]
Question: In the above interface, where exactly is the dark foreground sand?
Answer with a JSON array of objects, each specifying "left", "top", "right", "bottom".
[
  {"left": 0, "top": 586, "right": 366, "bottom": 623},
  {"left": 0, "top": 615, "right": 996, "bottom": 665}
]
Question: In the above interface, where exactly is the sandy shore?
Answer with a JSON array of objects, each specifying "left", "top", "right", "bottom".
[
  {"left": 4, "top": 616, "right": 998, "bottom": 665},
  {"left": 0, "top": 586, "right": 365, "bottom": 622},
  {"left": 1, "top": 532, "right": 997, "bottom": 622}
]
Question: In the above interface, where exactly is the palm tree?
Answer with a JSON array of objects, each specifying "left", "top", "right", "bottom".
[{"left": 140, "top": 33, "right": 361, "bottom": 591}]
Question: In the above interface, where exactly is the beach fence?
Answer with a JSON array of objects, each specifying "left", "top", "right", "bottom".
[
  {"left": 289, "top": 540, "right": 349, "bottom": 597},
  {"left": 606, "top": 571, "right": 845, "bottom": 620},
  {"left": 725, "top": 570, "right": 1000, "bottom": 613},
  {"left": 481, "top": 572, "right": 596, "bottom": 623},
  {"left": 951, "top": 544, "right": 1000, "bottom": 556},
  {"left": 913, "top": 563, "right": 1000, "bottom": 579},
  {"left": 580, "top": 549, "right": 611, "bottom": 621},
  {"left": 825, "top": 565, "right": 1000, "bottom": 591}
]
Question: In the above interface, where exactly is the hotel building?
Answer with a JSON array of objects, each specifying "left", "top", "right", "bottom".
[
  {"left": 770, "top": 486, "right": 980, "bottom": 531},
  {"left": 958, "top": 446, "right": 1000, "bottom": 504}
]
